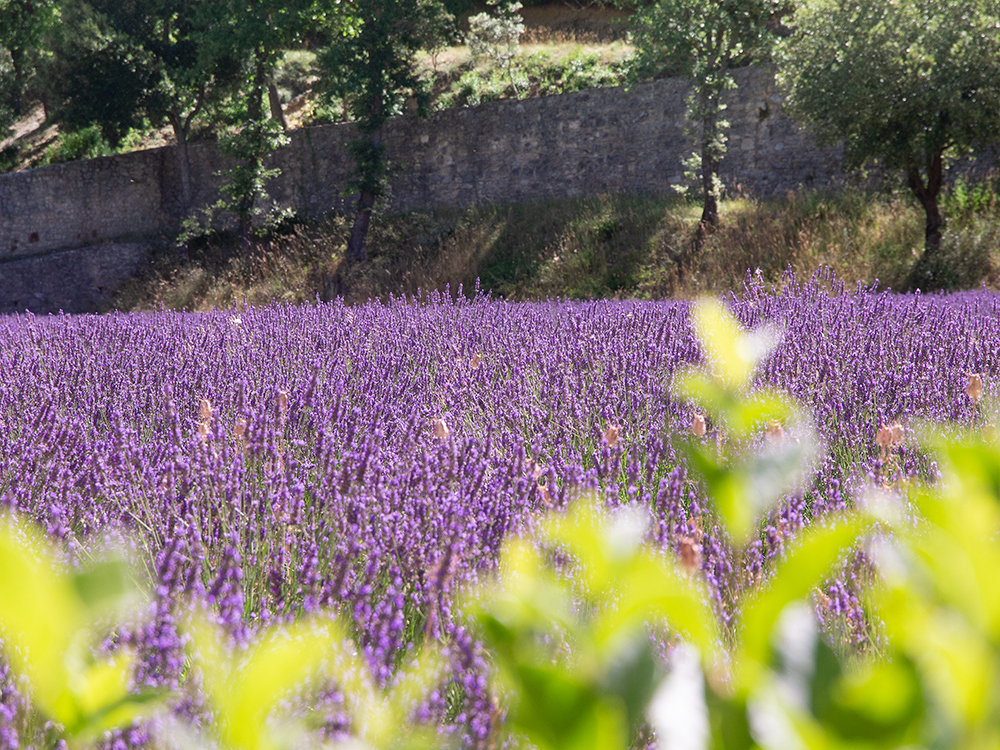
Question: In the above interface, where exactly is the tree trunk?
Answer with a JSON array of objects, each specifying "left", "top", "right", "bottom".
[
  {"left": 239, "top": 50, "right": 269, "bottom": 254},
  {"left": 347, "top": 121, "right": 384, "bottom": 263},
  {"left": 700, "top": 146, "right": 719, "bottom": 229},
  {"left": 9, "top": 48, "right": 27, "bottom": 118},
  {"left": 248, "top": 53, "right": 266, "bottom": 124},
  {"left": 268, "top": 81, "right": 289, "bottom": 131},
  {"left": 168, "top": 114, "right": 192, "bottom": 211},
  {"left": 698, "top": 88, "right": 722, "bottom": 231},
  {"left": 347, "top": 190, "right": 375, "bottom": 262},
  {"left": 907, "top": 150, "right": 944, "bottom": 257},
  {"left": 239, "top": 215, "right": 254, "bottom": 255},
  {"left": 920, "top": 194, "right": 943, "bottom": 255}
]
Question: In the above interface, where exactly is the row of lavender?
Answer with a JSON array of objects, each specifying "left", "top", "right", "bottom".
[{"left": 0, "top": 273, "right": 995, "bottom": 745}]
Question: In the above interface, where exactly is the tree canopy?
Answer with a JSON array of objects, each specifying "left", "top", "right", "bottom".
[
  {"left": 0, "top": 0, "right": 56, "bottom": 129},
  {"left": 778, "top": 0, "right": 1000, "bottom": 274}
]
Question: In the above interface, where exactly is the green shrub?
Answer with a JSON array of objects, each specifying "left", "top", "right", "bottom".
[{"left": 43, "top": 125, "right": 113, "bottom": 165}]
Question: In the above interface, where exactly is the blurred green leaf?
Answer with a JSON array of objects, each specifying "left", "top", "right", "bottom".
[
  {"left": 730, "top": 392, "right": 795, "bottom": 439},
  {"left": 706, "top": 688, "right": 753, "bottom": 750},
  {"left": 676, "top": 371, "right": 738, "bottom": 421},
  {"left": 690, "top": 299, "right": 780, "bottom": 392},
  {"left": 511, "top": 665, "right": 601, "bottom": 750},
  {"left": 189, "top": 614, "right": 343, "bottom": 750},
  {"left": 0, "top": 520, "right": 86, "bottom": 715},
  {"left": 0, "top": 517, "right": 159, "bottom": 741},
  {"left": 70, "top": 559, "right": 134, "bottom": 612},
  {"left": 740, "top": 516, "right": 867, "bottom": 686},
  {"left": 598, "top": 633, "right": 661, "bottom": 733},
  {"left": 684, "top": 433, "right": 816, "bottom": 544},
  {"left": 825, "top": 657, "right": 922, "bottom": 743},
  {"left": 601, "top": 554, "right": 719, "bottom": 659}
]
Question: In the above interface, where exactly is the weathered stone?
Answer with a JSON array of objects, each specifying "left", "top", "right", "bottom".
[{"left": 0, "top": 242, "right": 153, "bottom": 314}]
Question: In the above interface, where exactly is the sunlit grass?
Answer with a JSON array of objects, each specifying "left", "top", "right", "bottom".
[{"left": 105, "top": 186, "right": 1000, "bottom": 313}]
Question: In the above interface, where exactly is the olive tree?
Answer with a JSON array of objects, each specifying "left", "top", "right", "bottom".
[
  {"left": 778, "top": 0, "right": 1000, "bottom": 267},
  {"left": 630, "top": 0, "right": 787, "bottom": 231}
]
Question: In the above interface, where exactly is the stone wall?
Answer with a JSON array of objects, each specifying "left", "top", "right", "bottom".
[{"left": 0, "top": 65, "right": 843, "bottom": 312}]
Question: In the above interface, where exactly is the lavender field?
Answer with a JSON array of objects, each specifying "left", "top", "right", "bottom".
[{"left": 0, "top": 272, "right": 997, "bottom": 745}]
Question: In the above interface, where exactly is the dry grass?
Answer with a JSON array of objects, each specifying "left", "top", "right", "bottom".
[{"left": 105, "top": 186, "right": 1000, "bottom": 313}]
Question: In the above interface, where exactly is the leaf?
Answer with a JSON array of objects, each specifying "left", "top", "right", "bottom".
[
  {"left": 598, "top": 633, "right": 661, "bottom": 733},
  {"left": 0, "top": 520, "right": 85, "bottom": 716},
  {"left": 188, "top": 615, "right": 343, "bottom": 750},
  {"left": 729, "top": 392, "right": 795, "bottom": 439},
  {"left": 740, "top": 516, "right": 866, "bottom": 687},
  {"left": 511, "top": 665, "right": 600, "bottom": 750},
  {"left": 675, "top": 371, "right": 737, "bottom": 420},
  {"left": 706, "top": 688, "right": 753, "bottom": 750},
  {"left": 737, "top": 432, "right": 817, "bottom": 531},
  {"left": 0, "top": 517, "right": 161, "bottom": 739},
  {"left": 690, "top": 298, "right": 781, "bottom": 391},
  {"left": 70, "top": 558, "right": 136, "bottom": 613},
  {"left": 683, "top": 432, "right": 817, "bottom": 545},
  {"left": 71, "top": 659, "right": 162, "bottom": 740},
  {"left": 823, "top": 657, "right": 923, "bottom": 743},
  {"left": 874, "top": 565, "right": 994, "bottom": 731},
  {"left": 599, "top": 555, "right": 719, "bottom": 659}
]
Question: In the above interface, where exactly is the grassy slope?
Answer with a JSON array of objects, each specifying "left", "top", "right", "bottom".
[{"left": 105, "top": 185, "right": 1000, "bottom": 312}]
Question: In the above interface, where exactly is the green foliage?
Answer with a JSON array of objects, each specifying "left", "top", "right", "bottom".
[
  {"left": 629, "top": 0, "right": 788, "bottom": 226},
  {"left": 673, "top": 299, "right": 806, "bottom": 541},
  {"left": 0, "top": 141, "right": 19, "bottom": 173},
  {"left": 778, "top": 0, "right": 1000, "bottom": 264},
  {"left": 0, "top": 43, "right": 15, "bottom": 131},
  {"left": 438, "top": 48, "right": 628, "bottom": 108},
  {"left": 0, "top": 517, "right": 160, "bottom": 745},
  {"left": 43, "top": 3, "right": 160, "bottom": 148},
  {"left": 216, "top": 118, "right": 291, "bottom": 224},
  {"left": 187, "top": 614, "right": 343, "bottom": 750},
  {"left": 778, "top": 0, "right": 1000, "bottom": 175},
  {"left": 320, "top": 0, "right": 446, "bottom": 134},
  {"left": 42, "top": 124, "right": 113, "bottom": 164},
  {"left": 466, "top": 1, "right": 525, "bottom": 92},
  {"left": 188, "top": 610, "right": 447, "bottom": 750},
  {"left": 471, "top": 502, "right": 715, "bottom": 750},
  {"left": 273, "top": 50, "right": 319, "bottom": 102},
  {"left": 943, "top": 177, "right": 1000, "bottom": 220},
  {"left": 319, "top": 0, "right": 454, "bottom": 259},
  {"left": 177, "top": 117, "right": 292, "bottom": 247},
  {"left": 0, "top": 0, "right": 56, "bottom": 126}
]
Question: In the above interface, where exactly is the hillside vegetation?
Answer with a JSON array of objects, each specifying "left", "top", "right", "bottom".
[
  {"left": 106, "top": 182, "right": 1000, "bottom": 312},
  {"left": 4, "top": 0, "right": 999, "bottom": 309},
  {"left": 0, "top": 4, "right": 634, "bottom": 173}
]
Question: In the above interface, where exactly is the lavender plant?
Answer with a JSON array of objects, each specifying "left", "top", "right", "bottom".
[{"left": 0, "top": 273, "right": 998, "bottom": 745}]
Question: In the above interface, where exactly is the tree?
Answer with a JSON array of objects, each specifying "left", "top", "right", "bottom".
[
  {"left": 197, "top": 0, "right": 326, "bottom": 250},
  {"left": 0, "top": 0, "right": 57, "bottom": 129},
  {"left": 778, "top": 0, "right": 1000, "bottom": 269},
  {"left": 319, "top": 0, "right": 455, "bottom": 262},
  {"left": 630, "top": 0, "right": 787, "bottom": 231},
  {"left": 44, "top": 0, "right": 243, "bottom": 210},
  {"left": 466, "top": 0, "right": 525, "bottom": 94}
]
